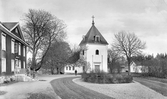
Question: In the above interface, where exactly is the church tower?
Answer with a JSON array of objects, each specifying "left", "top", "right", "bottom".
[{"left": 79, "top": 16, "right": 108, "bottom": 72}]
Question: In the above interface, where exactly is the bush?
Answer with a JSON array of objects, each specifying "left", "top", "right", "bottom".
[{"left": 81, "top": 72, "right": 133, "bottom": 84}]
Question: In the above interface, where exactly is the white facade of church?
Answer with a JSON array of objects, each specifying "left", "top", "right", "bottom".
[
  {"left": 80, "top": 44, "right": 108, "bottom": 72},
  {"left": 79, "top": 18, "right": 108, "bottom": 73},
  {"left": 64, "top": 18, "right": 108, "bottom": 73}
]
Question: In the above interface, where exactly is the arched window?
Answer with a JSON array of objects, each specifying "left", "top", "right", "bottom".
[
  {"left": 96, "top": 36, "right": 100, "bottom": 42},
  {"left": 94, "top": 35, "right": 100, "bottom": 42},
  {"left": 95, "top": 50, "right": 99, "bottom": 55}
]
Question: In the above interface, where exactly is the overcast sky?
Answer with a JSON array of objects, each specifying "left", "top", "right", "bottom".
[{"left": 1, "top": 0, "right": 167, "bottom": 56}]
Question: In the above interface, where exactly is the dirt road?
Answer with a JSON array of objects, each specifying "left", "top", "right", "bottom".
[{"left": 50, "top": 77, "right": 113, "bottom": 99}]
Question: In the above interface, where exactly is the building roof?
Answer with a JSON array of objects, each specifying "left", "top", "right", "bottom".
[
  {"left": 79, "top": 19, "right": 108, "bottom": 46},
  {"left": 2, "top": 22, "right": 18, "bottom": 31},
  {"left": 0, "top": 22, "right": 28, "bottom": 46}
]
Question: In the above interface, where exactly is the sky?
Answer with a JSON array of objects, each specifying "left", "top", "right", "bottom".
[{"left": 1, "top": 0, "right": 167, "bottom": 56}]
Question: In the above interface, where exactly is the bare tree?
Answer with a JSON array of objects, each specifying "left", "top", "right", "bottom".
[
  {"left": 112, "top": 31, "right": 146, "bottom": 75},
  {"left": 22, "top": 9, "right": 66, "bottom": 71}
]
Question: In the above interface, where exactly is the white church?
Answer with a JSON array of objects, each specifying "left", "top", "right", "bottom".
[{"left": 64, "top": 17, "right": 108, "bottom": 73}]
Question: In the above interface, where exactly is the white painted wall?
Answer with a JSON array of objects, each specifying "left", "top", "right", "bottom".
[
  {"left": 64, "top": 43, "right": 108, "bottom": 74},
  {"left": 82, "top": 44, "right": 108, "bottom": 72},
  {"left": 64, "top": 64, "right": 83, "bottom": 74},
  {"left": 130, "top": 65, "right": 148, "bottom": 73}
]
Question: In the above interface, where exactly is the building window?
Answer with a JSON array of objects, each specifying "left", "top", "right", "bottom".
[
  {"left": 94, "top": 35, "right": 100, "bottom": 42},
  {"left": 14, "top": 42, "right": 18, "bottom": 53},
  {"left": 95, "top": 50, "right": 99, "bottom": 55},
  {"left": 83, "top": 50, "right": 84, "bottom": 55},
  {"left": 11, "top": 59, "right": 15, "bottom": 71},
  {"left": 2, "top": 33, "right": 6, "bottom": 51},
  {"left": 66, "top": 66, "right": 68, "bottom": 70},
  {"left": 15, "top": 59, "right": 18, "bottom": 68},
  {"left": 96, "top": 36, "right": 100, "bottom": 42},
  {"left": 18, "top": 43, "right": 21, "bottom": 55},
  {"left": 11, "top": 39, "right": 15, "bottom": 53},
  {"left": 15, "top": 28, "right": 19, "bottom": 34},
  {"left": 73, "top": 66, "right": 75, "bottom": 70},
  {"left": 19, "top": 60, "right": 21, "bottom": 68},
  {"left": 2, "top": 58, "right": 6, "bottom": 72},
  {"left": 69, "top": 66, "right": 71, "bottom": 70},
  {"left": 23, "top": 61, "right": 25, "bottom": 68},
  {"left": 23, "top": 46, "right": 25, "bottom": 56}
]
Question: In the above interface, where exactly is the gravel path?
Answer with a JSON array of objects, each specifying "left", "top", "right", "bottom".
[
  {"left": 50, "top": 77, "right": 113, "bottom": 99},
  {"left": 73, "top": 78, "right": 167, "bottom": 99}
]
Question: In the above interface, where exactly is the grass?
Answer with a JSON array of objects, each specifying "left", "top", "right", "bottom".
[
  {"left": 134, "top": 77, "right": 167, "bottom": 96},
  {"left": 143, "top": 77, "right": 167, "bottom": 83},
  {"left": 27, "top": 93, "right": 55, "bottom": 99}
]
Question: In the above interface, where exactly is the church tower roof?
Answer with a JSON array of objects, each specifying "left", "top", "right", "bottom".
[{"left": 79, "top": 16, "right": 108, "bottom": 46}]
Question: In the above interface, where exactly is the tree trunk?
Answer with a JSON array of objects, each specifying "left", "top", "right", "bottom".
[
  {"left": 57, "top": 67, "right": 59, "bottom": 74},
  {"left": 117, "top": 64, "right": 121, "bottom": 74},
  {"left": 35, "top": 41, "right": 52, "bottom": 71},
  {"left": 51, "top": 67, "right": 54, "bottom": 75},
  {"left": 31, "top": 51, "right": 36, "bottom": 78},
  {"left": 127, "top": 57, "right": 131, "bottom": 75}
]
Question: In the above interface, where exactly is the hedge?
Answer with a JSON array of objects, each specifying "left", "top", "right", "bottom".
[{"left": 81, "top": 72, "right": 133, "bottom": 84}]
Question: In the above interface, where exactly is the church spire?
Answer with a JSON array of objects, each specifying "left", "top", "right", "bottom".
[{"left": 92, "top": 15, "right": 95, "bottom": 25}]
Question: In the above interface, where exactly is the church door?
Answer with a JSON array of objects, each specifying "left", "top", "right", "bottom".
[{"left": 95, "top": 65, "right": 100, "bottom": 73}]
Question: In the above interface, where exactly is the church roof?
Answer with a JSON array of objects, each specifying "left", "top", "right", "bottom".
[{"left": 79, "top": 19, "right": 108, "bottom": 46}]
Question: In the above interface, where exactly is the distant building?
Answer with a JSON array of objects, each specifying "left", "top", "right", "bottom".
[
  {"left": 79, "top": 17, "right": 108, "bottom": 73},
  {"left": 64, "top": 64, "right": 83, "bottom": 74},
  {"left": 122, "top": 61, "right": 148, "bottom": 73},
  {"left": 0, "top": 22, "right": 28, "bottom": 77}
]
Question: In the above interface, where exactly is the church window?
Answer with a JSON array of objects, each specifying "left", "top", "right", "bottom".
[
  {"left": 66, "top": 66, "right": 68, "bottom": 70},
  {"left": 94, "top": 35, "right": 100, "bottom": 42},
  {"left": 96, "top": 36, "right": 100, "bottom": 41},
  {"left": 69, "top": 66, "right": 71, "bottom": 70},
  {"left": 95, "top": 50, "right": 99, "bottom": 55}
]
